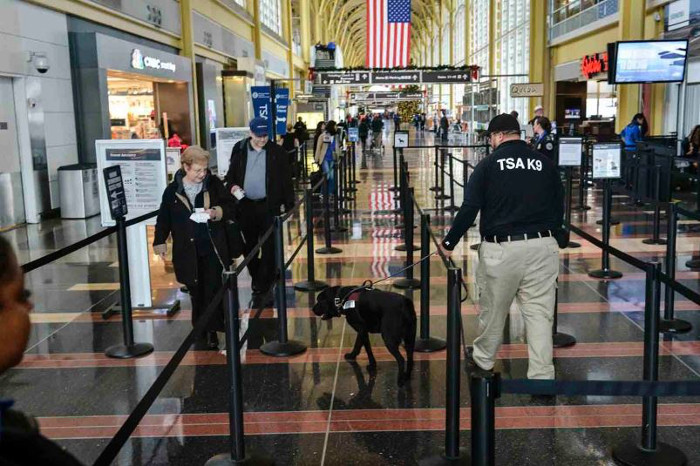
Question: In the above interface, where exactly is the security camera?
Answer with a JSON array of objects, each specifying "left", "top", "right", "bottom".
[{"left": 28, "top": 52, "right": 49, "bottom": 74}]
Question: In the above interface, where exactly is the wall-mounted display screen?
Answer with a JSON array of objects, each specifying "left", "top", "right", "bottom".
[{"left": 612, "top": 40, "right": 688, "bottom": 83}]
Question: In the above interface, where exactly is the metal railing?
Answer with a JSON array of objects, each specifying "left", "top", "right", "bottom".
[{"left": 550, "top": 0, "right": 618, "bottom": 41}]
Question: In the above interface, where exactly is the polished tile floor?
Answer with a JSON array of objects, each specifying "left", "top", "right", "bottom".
[{"left": 3, "top": 128, "right": 700, "bottom": 465}]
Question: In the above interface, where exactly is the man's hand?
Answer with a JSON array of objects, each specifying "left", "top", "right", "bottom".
[
  {"left": 230, "top": 185, "right": 242, "bottom": 195},
  {"left": 438, "top": 243, "right": 453, "bottom": 258}
]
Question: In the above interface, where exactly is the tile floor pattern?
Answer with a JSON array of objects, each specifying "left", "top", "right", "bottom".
[{"left": 3, "top": 128, "right": 700, "bottom": 465}]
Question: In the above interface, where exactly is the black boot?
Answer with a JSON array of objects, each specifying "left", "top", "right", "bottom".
[{"left": 206, "top": 331, "right": 219, "bottom": 350}]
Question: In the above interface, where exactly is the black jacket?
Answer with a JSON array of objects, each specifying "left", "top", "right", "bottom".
[
  {"left": 224, "top": 138, "right": 295, "bottom": 214},
  {"left": 534, "top": 132, "right": 556, "bottom": 161},
  {"left": 153, "top": 170, "right": 233, "bottom": 285}
]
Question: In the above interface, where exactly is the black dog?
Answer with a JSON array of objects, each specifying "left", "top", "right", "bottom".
[{"left": 312, "top": 286, "right": 416, "bottom": 386}]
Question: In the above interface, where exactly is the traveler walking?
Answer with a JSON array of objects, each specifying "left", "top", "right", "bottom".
[{"left": 440, "top": 113, "right": 565, "bottom": 380}]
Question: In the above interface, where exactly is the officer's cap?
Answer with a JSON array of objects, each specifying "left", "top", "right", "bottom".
[{"left": 486, "top": 114, "right": 520, "bottom": 135}]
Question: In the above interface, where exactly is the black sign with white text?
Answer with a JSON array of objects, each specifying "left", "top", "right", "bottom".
[
  {"left": 421, "top": 70, "right": 472, "bottom": 83},
  {"left": 103, "top": 165, "right": 128, "bottom": 219}
]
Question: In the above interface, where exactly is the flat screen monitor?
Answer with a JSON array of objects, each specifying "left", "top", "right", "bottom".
[{"left": 613, "top": 40, "right": 688, "bottom": 83}]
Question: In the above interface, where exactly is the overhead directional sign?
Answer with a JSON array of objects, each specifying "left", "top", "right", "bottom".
[
  {"left": 349, "top": 91, "right": 424, "bottom": 102},
  {"left": 422, "top": 70, "right": 472, "bottom": 83},
  {"left": 316, "top": 68, "right": 476, "bottom": 86},
  {"left": 318, "top": 71, "right": 370, "bottom": 84}
]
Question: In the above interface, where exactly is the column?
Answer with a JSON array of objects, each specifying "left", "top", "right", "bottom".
[
  {"left": 448, "top": 2, "right": 455, "bottom": 113},
  {"left": 300, "top": 0, "right": 311, "bottom": 63},
  {"left": 179, "top": 0, "right": 200, "bottom": 143},
  {"left": 253, "top": 0, "right": 262, "bottom": 59},
  {"left": 285, "top": 0, "right": 295, "bottom": 99},
  {"left": 616, "top": 0, "right": 645, "bottom": 132},
  {"left": 529, "top": 0, "right": 550, "bottom": 116}
]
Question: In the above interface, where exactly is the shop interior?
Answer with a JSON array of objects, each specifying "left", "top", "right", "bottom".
[
  {"left": 107, "top": 70, "right": 192, "bottom": 144},
  {"left": 555, "top": 80, "right": 617, "bottom": 139}
]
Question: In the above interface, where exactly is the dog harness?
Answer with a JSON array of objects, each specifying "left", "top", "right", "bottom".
[{"left": 334, "top": 281, "right": 373, "bottom": 317}]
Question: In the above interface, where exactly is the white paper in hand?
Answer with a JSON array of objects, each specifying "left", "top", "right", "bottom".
[{"left": 190, "top": 211, "right": 210, "bottom": 223}]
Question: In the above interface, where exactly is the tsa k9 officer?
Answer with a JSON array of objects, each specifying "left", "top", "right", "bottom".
[{"left": 439, "top": 113, "right": 565, "bottom": 380}]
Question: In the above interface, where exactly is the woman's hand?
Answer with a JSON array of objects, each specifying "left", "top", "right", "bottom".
[
  {"left": 230, "top": 185, "right": 242, "bottom": 195},
  {"left": 154, "top": 244, "right": 167, "bottom": 259},
  {"left": 206, "top": 209, "right": 216, "bottom": 219}
]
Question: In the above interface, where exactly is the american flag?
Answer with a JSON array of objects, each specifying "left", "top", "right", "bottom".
[{"left": 366, "top": 0, "right": 412, "bottom": 68}]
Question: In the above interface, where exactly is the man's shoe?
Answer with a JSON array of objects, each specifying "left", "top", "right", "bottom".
[{"left": 206, "top": 331, "right": 219, "bottom": 350}]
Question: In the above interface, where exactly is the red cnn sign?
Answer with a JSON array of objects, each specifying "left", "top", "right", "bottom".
[{"left": 580, "top": 52, "right": 609, "bottom": 79}]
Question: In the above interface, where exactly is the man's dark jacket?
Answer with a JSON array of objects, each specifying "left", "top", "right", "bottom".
[
  {"left": 153, "top": 170, "right": 233, "bottom": 285},
  {"left": 224, "top": 138, "right": 295, "bottom": 214}
]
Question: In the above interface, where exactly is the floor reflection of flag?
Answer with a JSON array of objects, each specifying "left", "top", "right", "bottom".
[{"left": 369, "top": 182, "right": 395, "bottom": 277}]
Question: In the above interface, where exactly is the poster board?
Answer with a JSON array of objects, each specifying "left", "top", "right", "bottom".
[
  {"left": 394, "top": 130, "right": 409, "bottom": 148},
  {"left": 592, "top": 143, "right": 621, "bottom": 179},
  {"left": 165, "top": 147, "right": 181, "bottom": 178},
  {"left": 215, "top": 127, "right": 250, "bottom": 177},
  {"left": 348, "top": 127, "right": 359, "bottom": 142},
  {"left": 558, "top": 137, "right": 582, "bottom": 167},
  {"left": 95, "top": 139, "right": 167, "bottom": 227}
]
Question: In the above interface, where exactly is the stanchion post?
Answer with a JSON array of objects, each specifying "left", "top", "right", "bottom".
[
  {"left": 316, "top": 177, "right": 342, "bottom": 254},
  {"left": 575, "top": 144, "right": 591, "bottom": 211},
  {"left": 419, "top": 267, "right": 470, "bottom": 465},
  {"left": 415, "top": 213, "right": 446, "bottom": 352},
  {"left": 612, "top": 262, "right": 687, "bottom": 466},
  {"left": 643, "top": 166, "right": 667, "bottom": 245},
  {"left": 206, "top": 272, "right": 273, "bottom": 466},
  {"left": 331, "top": 159, "right": 348, "bottom": 232},
  {"left": 588, "top": 179, "right": 623, "bottom": 279},
  {"left": 552, "top": 280, "right": 576, "bottom": 347},
  {"left": 660, "top": 203, "right": 692, "bottom": 333},
  {"left": 394, "top": 151, "right": 405, "bottom": 217},
  {"left": 391, "top": 147, "right": 400, "bottom": 192},
  {"left": 294, "top": 188, "right": 329, "bottom": 291},
  {"left": 436, "top": 150, "right": 450, "bottom": 200},
  {"left": 259, "top": 216, "right": 307, "bottom": 357},
  {"left": 564, "top": 166, "right": 581, "bottom": 248},
  {"left": 470, "top": 372, "right": 500, "bottom": 466},
  {"left": 105, "top": 216, "right": 154, "bottom": 359},
  {"left": 445, "top": 154, "right": 458, "bottom": 212},
  {"left": 394, "top": 188, "right": 421, "bottom": 289},
  {"left": 430, "top": 146, "right": 441, "bottom": 192},
  {"left": 349, "top": 142, "right": 358, "bottom": 188}
]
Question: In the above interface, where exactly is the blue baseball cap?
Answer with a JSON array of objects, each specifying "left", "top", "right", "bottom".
[{"left": 249, "top": 117, "right": 269, "bottom": 137}]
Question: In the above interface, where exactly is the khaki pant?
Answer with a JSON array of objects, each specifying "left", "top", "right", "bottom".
[{"left": 473, "top": 236, "right": 559, "bottom": 379}]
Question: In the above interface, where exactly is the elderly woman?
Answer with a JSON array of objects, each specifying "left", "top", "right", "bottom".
[{"left": 153, "top": 146, "right": 234, "bottom": 350}]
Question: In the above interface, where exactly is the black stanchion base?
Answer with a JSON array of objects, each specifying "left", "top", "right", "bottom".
[
  {"left": 573, "top": 205, "right": 592, "bottom": 211},
  {"left": 414, "top": 337, "right": 447, "bottom": 353},
  {"left": 429, "top": 186, "right": 442, "bottom": 192},
  {"left": 393, "top": 278, "right": 421, "bottom": 290},
  {"left": 395, "top": 244, "right": 421, "bottom": 251},
  {"left": 566, "top": 241, "right": 581, "bottom": 249},
  {"left": 340, "top": 208, "right": 352, "bottom": 215},
  {"left": 347, "top": 187, "right": 358, "bottom": 192},
  {"left": 435, "top": 194, "right": 451, "bottom": 200},
  {"left": 686, "top": 259, "right": 700, "bottom": 269},
  {"left": 105, "top": 342, "right": 154, "bottom": 359},
  {"left": 588, "top": 269, "right": 623, "bottom": 279},
  {"left": 553, "top": 332, "right": 576, "bottom": 348},
  {"left": 469, "top": 243, "right": 480, "bottom": 251},
  {"left": 392, "top": 208, "right": 403, "bottom": 214},
  {"left": 205, "top": 452, "right": 275, "bottom": 465},
  {"left": 389, "top": 186, "right": 400, "bottom": 192},
  {"left": 294, "top": 280, "right": 329, "bottom": 292},
  {"left": 259, "top": 340, "right": 307, "bottom": 357},
  {"left": 596, "top": 218, "right": 620, "bottom": 225},
  {"left": 444, "top": 205, "right": 459, "bottom": 212},
  {"left": 330, "top": 225, "right": 348, "bottom": 233},
  {"left": 316, "top": 246, "right": 343, "bottom": 255},
  {"left": 612, "top": 441, "right": 687, "bottom": 466},
  {"left": 642, "top": 238, "right": 668, "bottom": 245},
  {"left": 419, "top": 449, "right": 470, "bottom": 466},
  {"left": 660, "top": 318, "right": 693, "bottom": 334},
  {"left": 351, "top": 180, "right": 360, "bottom": 185}
]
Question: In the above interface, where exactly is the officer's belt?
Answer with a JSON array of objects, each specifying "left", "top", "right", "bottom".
[{"left": 482, "top": 230, "right": 553, "bottom": 243}]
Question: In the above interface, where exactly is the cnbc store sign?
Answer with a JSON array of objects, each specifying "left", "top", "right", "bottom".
[{"left": 130, "top": 49, "right": 177, "bottom": 73}]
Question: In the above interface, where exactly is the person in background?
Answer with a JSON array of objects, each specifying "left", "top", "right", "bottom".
[
  {"left": 327, "top": 41, "right": 336, "bottom": 60},
  {"left": 528, "top": 105, "right": 545, "bottom": 126},
  {"left": 0, "top": 237, "right": 85, "bottom": 466},
  {"left": 420, "top": 113, "right": 427, "bottom": 131},
  {"left": 393, "top": 112, "right": 401, "bottom": 131},
  {"left": 154, "top": 146, "right": 233, "bottom": 350},
  {"left": 683, "top": 125, "right": 700, "bottom": 157},
  {"left": 359, "top": 116, "right": 370, "bottom": 153},
  {"left": 281, "top": 124, "right": 299, "bottom": 177},
  {"left": 314, "top": 120, "right": 341, "bottom": 196},
  {"left": 620, "top": 113, "right": 647, "bottom": 150},
  {"left": 293, "top": 116, "right": 307, "bottom": 135},
  {"left": 371, "top": 114, "right": 384, "bottom": 149},
  {"left": 313, "top": 121, "right": 326, "bottom": 153},
  {"left": 532, "top": 116, "right": 556, "bottom": 161},
  {"left": 510, "top": 110, "right": 519, "bottom": 122},
  {"left": 225, "top": 118, "right": 295, "bottom": 308},
  {"left": 439, "top": 110, "right": 449, "bottom": 143}
]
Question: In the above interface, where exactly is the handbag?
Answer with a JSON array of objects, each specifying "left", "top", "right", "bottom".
[{"left": 225, "top": 219, "right": 245, "bottom": 259}]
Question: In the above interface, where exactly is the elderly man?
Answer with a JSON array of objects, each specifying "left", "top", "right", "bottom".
[{"left": 225, "top": 117, "right": 295, "bottom": 308}]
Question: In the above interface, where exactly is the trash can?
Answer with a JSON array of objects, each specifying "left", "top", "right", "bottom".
[{"left": 58, "top": 163, "right": 100, "bottom": 219}]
